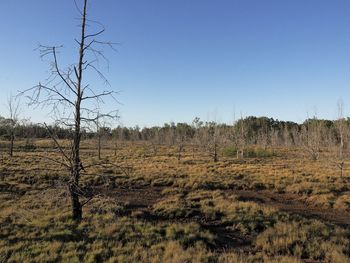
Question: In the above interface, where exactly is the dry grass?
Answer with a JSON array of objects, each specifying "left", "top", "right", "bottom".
[{"left": 0, "top": 140, "right": 349, "bottom": 262}]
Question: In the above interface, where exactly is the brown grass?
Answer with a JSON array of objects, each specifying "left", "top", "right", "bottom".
[{"left": 0, "top": 140, "right": 349, "bottom": 262}]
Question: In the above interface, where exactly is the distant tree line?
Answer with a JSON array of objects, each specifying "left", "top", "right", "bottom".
[
  {"left": 0, "top": 116, "right": 100, "bottom": 140},
  {"left": 1, "top": 115, "right": 348, "bottom": 150},
  {"left": 2, "top": 114, "right": 349, "bottom": 177}
]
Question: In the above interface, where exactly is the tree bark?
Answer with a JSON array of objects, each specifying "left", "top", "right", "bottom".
[{"left": 69, "top": 0, "right": 87, "bottom": 222}]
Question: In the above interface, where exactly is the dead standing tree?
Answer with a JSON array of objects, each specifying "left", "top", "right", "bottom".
[
  {"left": 175, "top": 123, "right": 194, "bottom": 161},
  {"left": 94, "top": 112, "right": 111, "bottom": 160},
  {"left": 203, "top": 121, "right": 221, "bottom": 162},
  {"left": 299, "top": 116, "right": 322, "bottom": 161},
  {"left": 333, "top": 101, "right": 348, "bottom": 178},
  {"left": 6, "top": 96, "right": 20, "bottom": 157},
  {"left": 20, "top": 0, "right": 117, "bottom": 222},
  {"left": 231, "top": 117, "right": 247, "bottom": 159}
]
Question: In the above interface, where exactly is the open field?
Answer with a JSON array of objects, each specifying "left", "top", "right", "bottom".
[
  {"left": 1, "top": 140, "right": 350, "bottom": 262},
  {"left": 2, "top": 0, "right": 350, "bottom": 262}
]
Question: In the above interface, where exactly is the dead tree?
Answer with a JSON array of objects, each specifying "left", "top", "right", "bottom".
[
  {"left": 97, "top": 120, "right": 102, "bottom": 160},
  {"left": 6, "top": 96, "right": 20, "bottom": 157},
  {"left": 176, "top": 132, "right": 186, "bottom": 161},
  {"left": 150, "top": 128, "right": 161, "bottom": 156},
  {"left": 191, "top": 117, "right": 204, "bottom": 159},
  {"left": 300, "top": 117, "right": 324, "bottom": 161},
  {"left": 203, "top": 121, "right": 221, "bottom": 162},
  {"left": 333, "top": 101, "right": 348, "bottom": 178},
  {"left": 257, "top": 124, "right": 270, "bottom": 150},
  {"left": 231, "top": 116, "right": 246, "bottom": 159},
  {"left": 175, "top": 123, "right": 193, "bottom": 161},
  {"left": 20, "top": 0, "right": 117, "bottom": 222},
  {"left": 94, "top": 112, "right": 110, "bottom": 160}
]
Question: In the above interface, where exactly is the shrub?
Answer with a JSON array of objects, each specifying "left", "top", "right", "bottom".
[
  {"left": 222, "top": 146, "right": 238, "bottom": 158},
  {"left": 245, "top": 148, "right": 275, "bottom": 158}
]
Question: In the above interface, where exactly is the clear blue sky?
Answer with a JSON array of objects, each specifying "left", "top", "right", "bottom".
[{"left": 1, "top": 0, "right": 350, "bottom": 127}]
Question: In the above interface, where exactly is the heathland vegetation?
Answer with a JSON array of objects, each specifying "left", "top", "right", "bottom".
[
  {"left": 1, "top": 0, "right": 350, "bottom": 262},
  {"left": 1, "top": 115, "right": 350, "bottom": 262}
]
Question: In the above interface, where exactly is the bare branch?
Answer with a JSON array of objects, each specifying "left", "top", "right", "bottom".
[
  {"left": 73, "top": 0, "right": 83, "bottom": 16},
  {"left": 52, "top": 46, "right": 78, "bottom": 96},
  {"left": 44, "top": 123, "right": 72, "bottom": 167},
  {"left": 82, "top": 90, "right": 115, "bottom": 101},
  {"left": 19, "top": 0, "right": 118, "bottom": 222},
  {"left": 41, "top": 155, "right": 71, "bottom": 170},
  {"left": 84, "top": 29, "right": 105, "bottom": 39}
]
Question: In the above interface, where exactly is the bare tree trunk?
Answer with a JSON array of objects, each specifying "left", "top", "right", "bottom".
[
  {"left": 21, "top": 0, "right": 118, "bottom": 222},
  {"left": 177, "top": 145, "right": 182, "bottom": 161},
  {"left": 96, "top": 112, "right": 103, "bottom": 160},
  {"left": 70, "top": 123, "right": 82, "bottom": 223},
  {"left": 98, "top": 132, "right": 102, "bottom": 160},
  {"left": 69, "top": 0, "right": 88, "bottom": 222},
  {"left": 6, "top": 97, "right": 20, "bottom": 158},
  {"left": 177, "top": 135, "right": 185, "bottom": 161},
  {"left": 213, "top": 142, "right": 218, "bottom": 162},
  {"left": 9, "top": 131, "right": 14, "bottom": 157},
  {"left": 336, "top": 101, "right": 346, "bottom": 179}
]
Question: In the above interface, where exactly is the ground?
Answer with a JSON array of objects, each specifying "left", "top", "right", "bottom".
[{"left": 0, "top": 140, "right": 350, "bottom": 262}]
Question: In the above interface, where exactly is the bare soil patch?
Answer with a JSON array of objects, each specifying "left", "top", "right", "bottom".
[
  {"left": 94, "top": 185, "right": 350, "bottom": 253},
  {"left": 234, "top": 190, "right": 350, "bottom": 228},
  {"left": 97, "top": 185, "right": 350, "bottom": 228}
]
